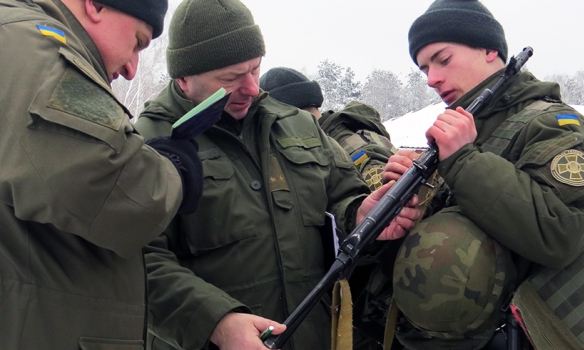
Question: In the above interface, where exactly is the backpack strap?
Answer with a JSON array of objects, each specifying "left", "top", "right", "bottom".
[
  {"left": 331, "top": 279, "right": 353, "bottom": 350},
  {"left": 481, "top": 100, "right": 555, "bottom": 158}
]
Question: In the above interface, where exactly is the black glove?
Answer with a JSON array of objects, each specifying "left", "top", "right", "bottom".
[{"left": 146, "top": 137, "right": 203, "bottom": 215}]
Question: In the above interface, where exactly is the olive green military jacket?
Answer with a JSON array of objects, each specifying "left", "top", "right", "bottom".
[
  {"left": 135, "top": 81, "right": 370, "bottom": 350},
  {"left": 320, "top": 101, "right": 396, "bottom": 191},
  {"left": 439, "top": 70, "right": 584, "bottom": 271},
  {"left": 0, "top": 1, "right": 183, "bottom": 348}
]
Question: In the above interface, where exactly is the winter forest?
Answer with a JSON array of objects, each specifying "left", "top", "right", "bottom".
[
  {"left": 112, "top": 0, "right": 584, "bottom": 123},
  {"left": 113, "top": 47, "right": 584, "bottom": 123}
]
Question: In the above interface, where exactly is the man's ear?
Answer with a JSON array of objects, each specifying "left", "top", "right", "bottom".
[
  {"left": 84, "top": 0, "right": 106, "bottom": 24},
  {"left": 485, "top": 49, "right": 500, "bottom": 63},
  {"left": 176, "top": 77, "right": 189, "bottom": 93}
]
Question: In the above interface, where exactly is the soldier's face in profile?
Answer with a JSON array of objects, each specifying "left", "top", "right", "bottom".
[
  {"left": 416, "top": 42, "right": 497, "bottom": 106},
  {"left": 86, "top": 4, "right": 153, "bottom": 82},
  {"left": 177, "top": 58, "right": 262, "bottom": 120}
]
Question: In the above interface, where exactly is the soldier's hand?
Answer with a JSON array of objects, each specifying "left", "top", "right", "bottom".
[
  {"left": 145, "top": 137, "right": 203, "bottom": 215},
  {"left": 383, "top": 149, "right": 421, "bottom": 183},
  {"left": 210, "top": 313, "right": 286, "bottom": 350},
  {"left": 425, "top": 106, "right": 477, "bottom": 161},
  {"left": 356, "top": 181, "right": 421, "bottom": 241}
]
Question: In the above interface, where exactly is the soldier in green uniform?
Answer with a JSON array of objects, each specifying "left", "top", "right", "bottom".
[
  {"left": 260, "top": 67, "right": 400, "bottom": 349},
  {"left": 260, "top": 67, "right": 397, "bottom": 192},
  {"left": 0, "top": 0, "right": 205, "bottom": 349},
  {"left": 384, "top": 0, "right": 584, "bottom": 349},
  {"left": 134, "top": 1, "right": 422, "bottom": 349}
]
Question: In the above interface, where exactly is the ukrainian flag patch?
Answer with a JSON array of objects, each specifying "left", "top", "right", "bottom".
[
  {"left": 36, "top": 24, "right": 66, "bottom": 44},
  {"left": 351, "top": 150, "right": 369, "bottom": 166},
  {"left": 556, "top": 114, "right": 580, "bottom": 127}
]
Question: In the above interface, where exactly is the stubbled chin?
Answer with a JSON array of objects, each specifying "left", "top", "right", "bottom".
[{"left": 226, "top": 107, "right": 248, "bottom": 120}]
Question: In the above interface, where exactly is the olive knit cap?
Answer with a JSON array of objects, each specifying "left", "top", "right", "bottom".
[
  {"left": 96, "top": 0, "right": 168, "bottom": 38},
  {"left": 167, "top": 0, "right": 266, "bottom": 79},
  {"left": 260, "top": 67, "right": 324, "bottom": 109},
  {"left": 408, "top": 0, "right": 508, "bottom": 66}
]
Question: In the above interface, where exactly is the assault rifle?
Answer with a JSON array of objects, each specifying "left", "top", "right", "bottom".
[{"left": 263, "top": 46, "right": 534, "bottom": 349}]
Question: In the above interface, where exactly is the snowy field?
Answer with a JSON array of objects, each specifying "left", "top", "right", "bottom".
[{"left": 384, "top": 103, "right": 584, "bottom": 149}]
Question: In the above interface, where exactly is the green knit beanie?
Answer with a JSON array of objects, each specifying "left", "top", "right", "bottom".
[
  {"left": 167, "top": 0, "right": 266, "bottom": 78},
  {"left": 408, "top": 0, "right": 508, "bottom": 66}
]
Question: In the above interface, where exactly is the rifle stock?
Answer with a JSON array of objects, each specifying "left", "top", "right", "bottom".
[{"left": 263, "top": 46, "right": 533, "bottom": 349}]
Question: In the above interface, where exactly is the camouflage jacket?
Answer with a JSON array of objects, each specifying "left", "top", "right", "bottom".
[
  {"left": 0, "top": 0, "right": 183, "bottom": 349},
  {"left": 440, "top": 70, "right": 584, "bottom": 271},
  {"left": 320, "top": 101, "right": 396, "bottom": 191},
  {"left": 135, "top": 81, "right": 370, "bottom": 350}
]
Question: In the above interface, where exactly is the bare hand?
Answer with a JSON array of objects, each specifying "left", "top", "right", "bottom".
[
  {"left": 383, "top": 149, "right": 421, "bottom": 183},
  {"left": 425, "top": 106, "right": 477, "bottom": 161},
  {"left": 356, "top": 181, "right": 421, "bottom": 241},
  {"left": 210, "top": 313, "right": 286, "bottom": 350}
]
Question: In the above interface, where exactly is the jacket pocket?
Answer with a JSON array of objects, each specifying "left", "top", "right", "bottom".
[
  {"left": 185, "top": 148, "right": 257, "bottom": 255},
  {"left": 277, "top": 143, "right": 331, "bottom": 227},
  {"left": 79, "top": 337, "right": 143, "bottom": 350},
  {"left": 28, "top": 47, "right": 128, "bottom": 152}
]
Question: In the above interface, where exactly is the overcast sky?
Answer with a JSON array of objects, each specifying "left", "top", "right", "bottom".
[{"left": 226, "top": 0, "right": 584, "bottom": 82}]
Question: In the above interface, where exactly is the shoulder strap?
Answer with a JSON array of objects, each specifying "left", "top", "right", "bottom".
[
  {"left": 481, "top": 100, "right": 555, "bottom": 158},
  {"left": 331, "top": 279, "right": 353, "bottom": 350}
]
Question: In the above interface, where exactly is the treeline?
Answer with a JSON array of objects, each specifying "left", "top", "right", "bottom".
[
  {"left": 113, "top": 54, "right": 584, "bottom": 121},
  {"left": 547, "top": 71, "right": 584, "bottom": 105},
  {"left": 313, "top": 60, "right": 439, "bottom": 121}
]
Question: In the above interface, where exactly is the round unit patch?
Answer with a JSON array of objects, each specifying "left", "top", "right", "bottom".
[
  {"left": 551, "top": 149, "right": 584, "bottom": 186},
  {"left": 363, "top": 165, "right": 384, "bottom": 191}
]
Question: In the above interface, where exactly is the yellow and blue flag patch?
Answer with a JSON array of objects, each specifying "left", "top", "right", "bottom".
[
  {"left": 36, "top": 24, "right": 66, "bottom": 44},
  {"left": 351, "top": 150, "right": 369, "bottom": 166},
  {"left": 556, "top": 114, "right": 580, "bottom": 127}
]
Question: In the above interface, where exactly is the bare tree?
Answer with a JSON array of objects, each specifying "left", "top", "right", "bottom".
[
  {"left": 403, "top": 69, "right": 440, "bottom": 115},
  {"left": 361, "top": 69, "right": 405, "bottom": 121},
  {"left": 547, "top": 71, "right": 584, "bottom": 105},
  {"left": 316, "top": 60, "right": 361, "bottom": 111}
]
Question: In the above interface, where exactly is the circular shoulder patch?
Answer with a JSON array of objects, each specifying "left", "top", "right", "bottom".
[
  {"left": 551, "top": 149, "right": 584, "bottom": 186},
  {"left": 363, "top": 164, "right": 384, "bottom": 191}
]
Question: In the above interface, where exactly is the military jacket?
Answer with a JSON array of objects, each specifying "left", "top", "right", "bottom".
[
  {"left": 0, "top": 1, "right": 183, "bottom": 348},
  {"left": 135, "top": 82, "right": 370, "bottom": 350},
  {"left": 320, "top": 102, "right": 396, "bottom": 191},
  {"left": 440, "top": 70, "right": 584, "bottom": 270}
]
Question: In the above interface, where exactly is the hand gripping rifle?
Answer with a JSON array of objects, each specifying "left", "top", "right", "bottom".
[{"left": 263, "top": 46, "right": 534, "bottom": 349}]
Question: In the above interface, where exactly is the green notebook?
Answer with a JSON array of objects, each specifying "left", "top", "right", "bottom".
[{"left": 171, "top": 88, "right": 230, "bottom": 140}]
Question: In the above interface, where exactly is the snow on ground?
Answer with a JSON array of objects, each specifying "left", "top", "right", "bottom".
[
  {"left": 383, "top": 102, "right": 446, "bottom": 149},
  {"left": 384, "top": 103, "right": 584, "bottom": 149}
]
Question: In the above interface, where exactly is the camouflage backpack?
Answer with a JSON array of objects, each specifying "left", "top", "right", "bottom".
[{"left": 341, "top": 130, "right": 396, "bottom": 191}]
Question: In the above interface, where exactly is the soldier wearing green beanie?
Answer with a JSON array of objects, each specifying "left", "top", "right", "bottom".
[
  {"left": 134, "top": 0, "right": 422, "bottom": 349},
  {"left": 384, "top": 0, "right": 584, "bottom": 349}
]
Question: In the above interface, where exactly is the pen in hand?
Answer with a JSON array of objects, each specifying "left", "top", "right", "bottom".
[{"left": 260, "top": 325, "right": 274, "bottom": 341}]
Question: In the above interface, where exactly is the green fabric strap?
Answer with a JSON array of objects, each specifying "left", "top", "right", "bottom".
[
  {"left": 331, "top": 279, "right": 353, "bottom": 350},
  {"left": 512, "top": 280, "right": 584, "bottom": 349},
  {"left": 277, "top": 136, "right": 322, "bottom": 149},
  {"left": 481, "top": 100, "right": 553, "bottom": 157},
  {"left": 341, "top": 133, "right": 367, "bottom": 155},
  {"left": 383, "top": 298, "right": 399, "bottom": 350}
]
